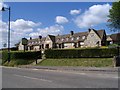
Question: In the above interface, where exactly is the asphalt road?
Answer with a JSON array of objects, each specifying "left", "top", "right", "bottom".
[{"left": 2, "top": 67, "right": 118, "bottom": 88}]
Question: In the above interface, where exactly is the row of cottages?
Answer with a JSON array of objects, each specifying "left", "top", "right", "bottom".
[{"left": 18, "top": 28, "right": 107, "bottom": 51}]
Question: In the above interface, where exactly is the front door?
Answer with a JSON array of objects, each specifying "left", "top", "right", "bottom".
[{"left": 46, "top": 44, "right": 49, "bottom": 49}]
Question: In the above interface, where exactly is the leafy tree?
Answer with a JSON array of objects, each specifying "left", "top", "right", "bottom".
[{"left": 108, "top": 1, "right": 120, "bottom": 32}]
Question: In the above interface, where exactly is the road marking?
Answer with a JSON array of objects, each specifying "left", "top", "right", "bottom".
[{"left": 14, "top": 74, "right": 52, "bottom": 82}]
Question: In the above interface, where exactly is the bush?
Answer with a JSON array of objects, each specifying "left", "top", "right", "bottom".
[
  {"left": 45, "top": 48, "right": 117, "bottom": 58},
  {"left": 2, "top": 51, "right": 41, "bottom": 64}
]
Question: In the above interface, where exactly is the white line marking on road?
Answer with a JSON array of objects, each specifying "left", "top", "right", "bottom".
[{"left": 14, "top": 74, "right": 52, "bottom": 82}]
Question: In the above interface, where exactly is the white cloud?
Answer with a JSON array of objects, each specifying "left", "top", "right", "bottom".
[
  {"left": 74, "top": 4, "right": 111, "bottom": 28},
  {"left": 56, "top": 16, "right": 68, "bottom": 24},
  {"left": 70, "top": 9, "right": 81, "bottom": 15},
  {"left": 10, "top": 19, "right": 41, "bottom": 33},
  {"left": 29, "top": 24, "right": 64, "bottom": 37},
  {"left": 0, "top": 3, "right": 2, "bottom": 10},
  {"left": 0, "top": 19, "right": 41, "bottom": 48}
]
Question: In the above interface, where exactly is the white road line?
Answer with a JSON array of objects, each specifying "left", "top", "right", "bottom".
[{"left": 14, "top": 74, "right": 52, "bottom": 82}]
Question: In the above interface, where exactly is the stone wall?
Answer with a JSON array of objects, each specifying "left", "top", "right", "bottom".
[{"left": 84, "top": 30, "right": 101, "bottom": 47}]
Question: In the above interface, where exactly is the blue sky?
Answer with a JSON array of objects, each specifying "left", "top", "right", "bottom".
[{"left": 1, "top": 2, "right": 114, "bottom": 48}]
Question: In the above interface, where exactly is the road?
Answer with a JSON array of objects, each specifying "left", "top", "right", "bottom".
[{"left": 2, "top": 67, "right": 118, "bottom": 88}]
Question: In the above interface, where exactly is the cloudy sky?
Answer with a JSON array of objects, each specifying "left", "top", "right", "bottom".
[{"left": 0, "top": 2, "right": 113, "bottom": 48}]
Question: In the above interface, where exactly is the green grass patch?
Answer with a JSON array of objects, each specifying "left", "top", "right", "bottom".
[
  {"left": 38, "top": 58, "right": 114, "bottom": 67},
  {"left": 3, "top": 59, "right": 34, "bottom": 67}
]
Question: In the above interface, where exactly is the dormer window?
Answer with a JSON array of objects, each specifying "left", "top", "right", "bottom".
[
  {"left": 66, "top": 37, "right": 69, "bottom": 41},
  {"left": 35, "top": 41, "right": 38, "bottom": 44},
  {"left": 61, "top": 38, "right": 64, "bottom": 41},
  {"left": 77, "top": 36, "right": 80, "bottom": 40},
  {"left": 82, "top": 36, "right": 85, "bottom": 39},
  {"left": 57, "top": 38, "right": 60, "bottom": 42},
  {"left": 71, "top": 37, "right": 74, "bottom": 41}
]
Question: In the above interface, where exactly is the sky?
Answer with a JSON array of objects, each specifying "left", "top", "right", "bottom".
[{"left": 0, "top": 2, "right": 115, "bottom": 48}]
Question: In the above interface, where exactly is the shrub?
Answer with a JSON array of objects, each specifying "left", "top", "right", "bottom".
[
  {"left": 45, "top": 48, "right": 117, "bottom": 58},
  {"left": 2, "top": 51, "right": 41, "bottom": 64}
]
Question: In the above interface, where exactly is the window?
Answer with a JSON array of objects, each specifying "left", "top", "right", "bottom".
[
  {"left": 82, "top": 36, "right": 85, "bottom": 39},
  {"left": 57, "top": 38, "right": 60, "bottom": 42},
  {"left": 61, "top": 38, "right": 64, "bottom": 41},
  {"left": 77, "top": 36, "right": 80, "bottom": 40},
  {"left": 66, "top": 37, "right": 69, "bottom": 41},
  {"left": 71, "top": 37, "right": 74, "bottom": 41},
  {"left": 35, "top": 41, "right": 38, "bottom": 44},
  {"left": 90, "top": 33, "right": 94, "bottom": 37}
]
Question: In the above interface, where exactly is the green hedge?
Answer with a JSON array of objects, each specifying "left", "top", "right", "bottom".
[
  {"left": 2, "top": 51, "right": 41, "bottom": 64},
  {"left": 45, "top": 48, "right": 117, "bottom": 58}
]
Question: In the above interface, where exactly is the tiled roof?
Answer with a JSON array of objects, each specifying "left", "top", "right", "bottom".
[
  {"left": 48, "top": 35, "right": 56, "bottom": 42},
  {"left": 93, "top": 29, "right": 105, "bottom": 39},
  {"left": 28, "top": 37, "right": 46, "bottom": 46},
  {"left": 27, "top": 29, "right": 105, "bottom": 45},
  {"left": 110, "top": 33, "right": 120, "bottom": 41}
]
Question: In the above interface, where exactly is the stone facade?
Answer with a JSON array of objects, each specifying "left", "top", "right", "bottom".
[
  {"left": 18, "top": 28, "right": 108, "bottom": 51},
  {"left": 84, "top": 29, "right": 102, "bottom": 47},
  {"left": 18, "top": 41, "right": 24, "bottom": 50}
]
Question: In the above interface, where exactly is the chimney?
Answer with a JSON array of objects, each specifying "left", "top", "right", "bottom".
[
  {"left": 70, "top": 31, "right": 74, "bottom": 36},
  {"left": 88, "top": 28, "right": 91, "bottom": 32},
  {"left": 30, "top": 37, "right": 32, "bottom": 40},
  {"left": 39, "top": 36, "right": 42, "bottom": 39}
]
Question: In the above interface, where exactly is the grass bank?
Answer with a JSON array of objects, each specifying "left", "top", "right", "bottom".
[
  {"left": 3, "top": 59, "right": 34, "bottom": 67},
  {"left": 38, "top": 58, "right": 114, "bottom": 67}
]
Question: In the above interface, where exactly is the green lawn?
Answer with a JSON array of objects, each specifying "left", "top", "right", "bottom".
[
  {"left": 3, "top": 59, "right": 34, "bottom": 67},
  {"left": 38, "top": 58, "right": 114, "bottom": 67}
]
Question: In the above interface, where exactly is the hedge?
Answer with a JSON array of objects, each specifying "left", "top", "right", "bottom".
[
  {"left": 45, "top": 48, "right": 118, "bottom": 58},
  {"left": 2, "top": 51, "right": 41, "bottom": 64}
]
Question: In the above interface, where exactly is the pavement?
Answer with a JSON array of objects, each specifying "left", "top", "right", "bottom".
[
  {"left": 2, "top": 66, "right": 118, "bottom": 88},
  {"left": 18, "top": 65, "right": 119, "bottom": 72}
]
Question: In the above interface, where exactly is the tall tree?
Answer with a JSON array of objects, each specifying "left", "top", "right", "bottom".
[{"left": 108, "top": 1, "right": 120, "bottom": 32}]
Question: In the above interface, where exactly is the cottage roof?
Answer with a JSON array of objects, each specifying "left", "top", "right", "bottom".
[
  {"left": 48, "top": 35, "right": 56, "bottom": 42},
  {"left": 110, "top": 33, "right": 120, "bottom": 41},
  {"left": 92, "top": 29, "right": 105, "bottom": 39},
  {"left": 27, "top": 29, "right": 106, "bottom": 45},
  {"left": 28, "top": 37, "right": 46, "bottom": 46}
]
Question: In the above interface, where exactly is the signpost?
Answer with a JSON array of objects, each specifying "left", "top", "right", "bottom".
[{"left": 22, "top": 38, "right": 28, "bottom": 52}]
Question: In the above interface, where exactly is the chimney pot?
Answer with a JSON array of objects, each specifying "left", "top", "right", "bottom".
[
  {"left": 39, "top": 36, "right": 42, "bottom": 39},
  {"left": 70, "top": 31, "right": 74, "bottom": 36}
]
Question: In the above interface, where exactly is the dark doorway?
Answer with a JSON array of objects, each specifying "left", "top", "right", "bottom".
[{"left": 46, "top": 44, "right": 49, "bottom": 49}]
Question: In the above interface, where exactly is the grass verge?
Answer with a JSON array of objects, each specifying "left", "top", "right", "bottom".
[
  {"left": 3, "top": 59, "right": 34, "bottom": 67},
  {"left": 37, "top": 58, "right": 114, "bottom": 67}
]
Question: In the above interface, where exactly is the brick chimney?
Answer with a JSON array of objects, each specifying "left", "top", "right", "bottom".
[
  {"left": 39, "top": 36, "right": 42, "bottom": 39},
  {"left": 30, "top": 37, "right": 32, "bottom": 40},
  {"left": 70, "top": 31, "right": 74, "bottom": 36}
]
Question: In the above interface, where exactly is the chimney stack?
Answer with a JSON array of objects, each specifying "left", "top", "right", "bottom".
[
  {"left": 88, "top": 28, "right": 91, "bottom": 32},
  {"left": 70, "top": 31, "right": 74, "bottom": 36},
  {"left": 39, "top": 36, "right": 42, "bottom": 39},
  {"left": 30, "top": 37, "right": 32, "bottom": 40}
]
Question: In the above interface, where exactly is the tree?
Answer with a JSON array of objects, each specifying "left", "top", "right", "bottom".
[
  {"left": 108, "top": 1, "right": 120, "bottom": 32},
  {"left": 22, "top": 38, "right": 28, "bottom": 52}
]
